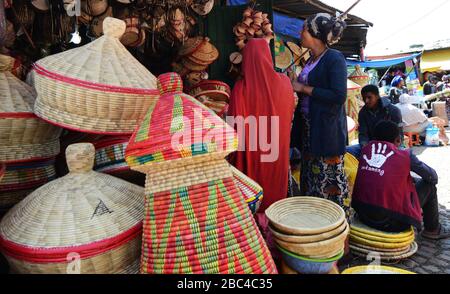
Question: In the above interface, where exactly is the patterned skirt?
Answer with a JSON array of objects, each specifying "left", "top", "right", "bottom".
[{"left": 298, "top": 113, "right": 352, "bottom": 220}]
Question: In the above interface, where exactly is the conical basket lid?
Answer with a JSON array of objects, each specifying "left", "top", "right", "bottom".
[
  {"left": 349, "top": 65, "right": 369, "bottom": 79},
  {"left": 347, "top": 79, "right": 361, "bottom": 90},
  {"left": 0, "top": 143, "right": 144, "bottom": 251},
  {"left": 34, "top": 17, "right": 156, "bottom": 89},
  {"left": 125, "top": 72, "right": 238, "bottom": 172}
]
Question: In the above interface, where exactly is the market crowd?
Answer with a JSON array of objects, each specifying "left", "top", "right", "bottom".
[{"left": 227, "top": 12, "right": 450, "bottom": 260}]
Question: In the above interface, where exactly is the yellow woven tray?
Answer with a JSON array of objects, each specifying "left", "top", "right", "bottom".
[
  {"left": 351, "top": 218, "right": 414, "bottom": 239},
  {"left": 350, "top": 234, "right": 414, "bottom": 249},
  {"left": 350, "top": 229, "right": 415, "bottom": 244},
  {"left": 342, "top": 265, "right": 415, "bottom": 274}
]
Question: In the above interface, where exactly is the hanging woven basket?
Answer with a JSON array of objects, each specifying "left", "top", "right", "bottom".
[
  {"left": 33, "top": 17, "right": 159, "bottom": 135},
  {"left": 0, "top": 55, "right": 62, "bottom": 163},
  {"left": 0, "top": 143, "right": 144, "bottom": 274}
]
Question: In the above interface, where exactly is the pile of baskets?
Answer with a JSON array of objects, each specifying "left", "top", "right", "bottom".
[
  {"left": 266, "top": 197, "right": 349, "bottom": 274},
  {"left": 0, "top": 54, "right": 61, "bottom": 217},
  {"left": 187, "top": 79, "right": 231, "bottom": 117},
  {"left": 349, "top": 218, "right": 418, "bottom": 262}
]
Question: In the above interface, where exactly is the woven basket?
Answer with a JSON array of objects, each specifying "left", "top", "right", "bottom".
[
  {"left": 348, "top": 241, "right": 411, "bottom": 253},
  {"left": 126, "top": 73, "right": 276, "bottom": 274},
  {"left": 349, "top": 65, "right": 369, "bottom": 87},
  {"left": 0, "top": 143, "right": 145, "bottom": 274},
  {"left": 349, "top": 243, "right": 412, "bottom": 257},
  {"left": 33, "top": 17, "right": 159, "bottom": 135},
  {"left": 351, "top": 218, "right": 415, "bottom": 239},
  {"left": 351, "top": 242, "right": 418, "bottom": 262},
  {"left": 266, "top": 197, "right": 346, "bottom": 235},
  {"left": 270, "top": 220, "right": 347, "bottom": 244},
  {"left": 274, "top": 224, "right": 349, "bottom": 259},
  {"left": 351, "top": 229, "right": 415, "bottom": 244},
  {"left": 0, "top": 56, "right": 62, "bottom": 163},
  {"left": 0, "top": 158, "right": 56, "bottom": 192},
  {"left": 188, "top": 80, "right": 231, "bottom": 103},
  {"left": 0, "top": 189, "right": 32, "bottom": 214},
  {"left": 349, "top": 234, "right": 414, "bottom": 249},
  {"left": 230, "top": 166, "right": 263, "bottom": 215},
  {"left": 342, "top": 265, "right": 415, "bottom": 274}
]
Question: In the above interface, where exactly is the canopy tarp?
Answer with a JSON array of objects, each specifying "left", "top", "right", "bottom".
[
  {"left": 420, "top": 48, "right": 450, "bottom": 73},
  {"left": 346, "top": 53, "right": 421, "bottom": 68}
]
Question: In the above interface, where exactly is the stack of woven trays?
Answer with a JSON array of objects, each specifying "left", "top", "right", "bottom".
[
  {"left": 0, "top": 54, "right": 62, "bottom": 216},
  {"left": 230, "top": 165, "right": 263, "bottom": 215},
  {"left": 349, "top": 218, "right": 418, "bottom": 262},
  {"left": 187, "top": 80, "right": 231, "bottom": 117},
  {"left": 32, "top": 17, "right": 159, "bottom": 135},
  {"left": 174, "top": 37, "right": 219, "bottom": 78},
  {"left": 0, "top": 143, "right": 144, "bottom": 274},
  {"left": 266, "top": 197, "right": 349, "bottom": 274},
  {"left": 348, "top": 65, "right": 370, "bottom": 87},
  {"left": 342, "top": 265, "right": 415, "bottom": 274},
  {"left": 125, "top": 72, "right": 277, "bottom": 274}
]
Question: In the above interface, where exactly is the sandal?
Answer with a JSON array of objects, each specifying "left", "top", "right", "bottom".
[{"left": 421, "top": 224, "right": 450, "bottom": 240}]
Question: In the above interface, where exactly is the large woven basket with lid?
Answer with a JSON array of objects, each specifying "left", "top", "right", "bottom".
[
  {"left": 0, "top": 54, "right": 62, "bottom": 163},
  {"left": 125, "top": 73, "right": 277, "bottom": 274},
  {"left": 33, "top": 17, "right": 159, "bottom": 135},
  {"left": 0, "top": 143, "right": 144, "bottom": 274},
  {"left": 348, "top": 65, "right": 370, "bottom": 87}
]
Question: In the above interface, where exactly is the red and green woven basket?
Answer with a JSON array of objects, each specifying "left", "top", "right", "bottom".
[{"left": 126, "top": 73, "right": 276, "bottom": 274}]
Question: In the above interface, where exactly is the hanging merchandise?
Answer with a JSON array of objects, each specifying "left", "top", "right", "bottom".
[
  {"left": 0, "top": 143, "right": 144, "bottom": 274},
  {"left": 233, "top": 7, "right": 274, "bottom": 50},
  {"left": 349, "top": 65, "right": 370, "bottom": 87},
  {"left": 191, "top": 0, "right": 214, "bottom": 16},
  {"left": 33, "top": 17, "right": 159, "bottom": 135},
  {"left": 125, "top": 72, "right": 277, "bottom": 274},
  {"left": 188, "top": 80, "right": 231, "bottom": 116}
]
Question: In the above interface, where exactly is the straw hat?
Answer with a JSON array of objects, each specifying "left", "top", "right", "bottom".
[
  {"left": 190, "top": 38, "right": 219, "bottom": 64},
  {"left": 0, "top": 55, "right": 62, "bottom": 163},
  {"left": 81, "top": 0, "right": 109, "bottom": 17},
  {"left": 33, "top": 17, "right": 159, "bottom": 135},
  {"left": 125, "top": 73, "right": 277, "bottom": 274},
  {"left": 188, "top": 80, "right": 231, "bottom": 102},
  {"left": 179, "top": 37, "right": 205, "bottom": 56},
  {"left": 0, "top": 143, "right": 144, "bottom": 274},
  {"left": 191, "top": 0, "right": 214, "bottom": 16},
  {"left": 349, "top": 65, "right": 370, "bottom": 87}
]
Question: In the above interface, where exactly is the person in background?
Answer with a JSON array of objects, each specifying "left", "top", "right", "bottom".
[
  {"left": 347, "top": 85, "right": 402, "bottom": 159},
  {"left": 437, "top": 75, "right": 449, "bottom": 92},
  {"left": 389, "top": 75, "right": 407, "bottom": 104},
  {"left": 290, "top": 13, "right": 351, "bottom": 218},
  {"left": 352, "top": 120, "right": 450, "bottom": 239},
  {"left": 423, "top": 75, "right": 439, "bottom": 95},
  {"left": 384, "top": 68, "right": 396, "bottom": 87},
  {"left": 396, "top": 94, "right": 432, "bottom": 137}
]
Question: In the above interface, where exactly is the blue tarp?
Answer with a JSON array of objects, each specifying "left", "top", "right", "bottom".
[
  {"left": 346, "top": 53, "right": 422, "bottom": 68},
  {"left": 227, "top": 0, "right": 304, "bottom": 39}
]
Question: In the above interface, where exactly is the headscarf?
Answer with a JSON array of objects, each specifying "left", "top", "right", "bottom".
[
  {"left": 305, "top": 13, "right": 346, "bottom": 46},
  {"left": 443, "top": 75, "right": 449, "bottom": 82},
  {"left": 391, "top": 75, "right": 404, "bottom": 88}
]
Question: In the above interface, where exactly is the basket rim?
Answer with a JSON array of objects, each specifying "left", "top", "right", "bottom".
[
  {"left": 277, "top": 245, "right": 344, "bottom": 263},
  {"left": 341, "top": 265, "right": 416, "bottom": 274}
]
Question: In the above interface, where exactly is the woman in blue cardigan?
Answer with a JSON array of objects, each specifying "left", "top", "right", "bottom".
[{"left": 290, "top": 13, "right": 351, "bottom": 218}]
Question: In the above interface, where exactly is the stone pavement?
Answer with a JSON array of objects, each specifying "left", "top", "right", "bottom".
[{"left": 342, "top": 129, "right": 450, "bottom": 274}]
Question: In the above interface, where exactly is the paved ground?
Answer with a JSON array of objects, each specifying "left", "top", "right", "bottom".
[{"left": 342, "top": 129, "right": 450, "bottom": 274}]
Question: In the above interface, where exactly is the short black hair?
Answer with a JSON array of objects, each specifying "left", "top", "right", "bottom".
[
  {"left": 361, "top": 84, "right": 379, "bottom": 97},
  {"left": 374, "top": 120, "right": 400, "bottom": 143}
]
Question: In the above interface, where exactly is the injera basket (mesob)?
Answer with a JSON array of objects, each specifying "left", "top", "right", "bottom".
[
  {"left": 0, "top": 143, "right": 144, "bottom": 274},
  {"left": 33, "top": 17, "right": 159, "bottom": 135},
  {"left": 0, "top": 54, "right": 61, "bottom": 163},
  {"left": 230, "top": 165, "right": 263, "bottom": 215},
  {"left": 125, "top": 72, "right": 277, "bottom": 274}
]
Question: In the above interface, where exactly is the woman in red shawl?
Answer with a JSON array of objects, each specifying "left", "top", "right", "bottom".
[{"left": 228, "top": 38, "right": 295, "bottom": 217}]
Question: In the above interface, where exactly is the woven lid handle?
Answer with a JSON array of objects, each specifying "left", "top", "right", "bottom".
[
  {"left": 66, "top": 143, "right": 95, "bottom": 173},
  {"left": 102, "top": 17, "right": 126, "bottom": 39}
]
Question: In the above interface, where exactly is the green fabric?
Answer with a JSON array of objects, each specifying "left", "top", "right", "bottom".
[{"left": 205, "top": 0, "right": 274, "bottom": 87}]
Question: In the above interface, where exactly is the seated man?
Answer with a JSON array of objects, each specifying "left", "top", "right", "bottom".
[
  {"left": 347, "top": 85, "right": 402, "bottom": 159},
  {"left": 396, "top": 94, "right": 432, "bottom": 137},
  {"left": 352, "top": 120, "right": 450, "bottom": 239}
]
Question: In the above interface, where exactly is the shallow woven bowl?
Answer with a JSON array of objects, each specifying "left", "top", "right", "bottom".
[
  {"left": 350, "top": 242, "right": 418, "bottom": 262},
  {"left": 270, "top": 219, "right": 347, "bottom": 244},
  {"left": 266, "top": 197, "right": 346, "bottom": 235},
  {"left": 274, "top": 223, "right": 349, "bottom": 259},
  {"left": 342, "top": 265, "right": 416, "bottom": 275}
]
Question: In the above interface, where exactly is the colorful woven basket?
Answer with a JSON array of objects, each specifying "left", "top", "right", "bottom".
[
  {"left": 125, "top": 72, "right": 277, "bottom": 274},
  {"left": 230, "top": 166, "right": 263, "bottom": 215},
  {"left": 0, "top": 143, "right": 144, "bottom": 274},
  {"left": 0, "top": 54, "right": 62, "bottom": 163},
  {"left": 33, "top": 17, "right": 159, "bottom": 135},
  {"left": 188, "top": 80, "right": 231, "bottom": 103},
  {"left": 0, "top": 158, "right": 56, "bottom": 192}
]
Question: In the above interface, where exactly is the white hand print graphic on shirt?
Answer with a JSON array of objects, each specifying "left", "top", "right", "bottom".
[{"left": 363, "top": 143, "right": 394, "bottom": 169}]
